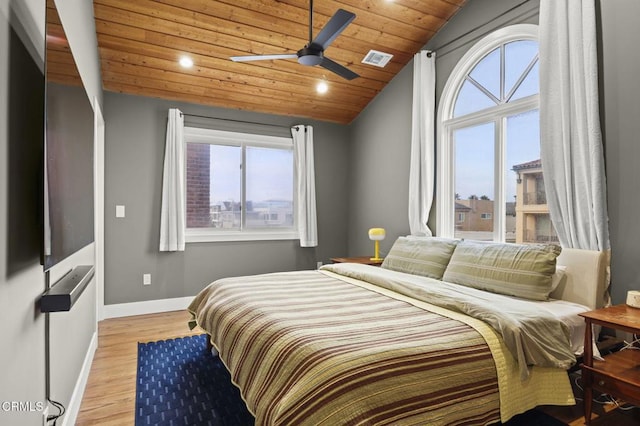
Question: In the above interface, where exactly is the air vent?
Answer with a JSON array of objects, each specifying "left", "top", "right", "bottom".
[{"left": 361, "top": 50, "right": 393, "bottom": 68}]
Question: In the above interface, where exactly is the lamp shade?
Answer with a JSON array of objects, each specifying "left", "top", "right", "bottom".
[{"left": 368, "top": 228, "right": 386, "bottom": 241}]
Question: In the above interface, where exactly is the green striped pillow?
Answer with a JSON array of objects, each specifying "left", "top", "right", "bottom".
[
  {"left": 381, "top": 237, "right": 459, "bottom": 279},
  {"left": 442, "top": 240, "right": 561, "bottom": 301}
]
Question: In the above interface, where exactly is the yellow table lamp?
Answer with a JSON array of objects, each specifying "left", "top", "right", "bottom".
[{"left": 368, "top": 228, "right": 386, "bottom": 262}]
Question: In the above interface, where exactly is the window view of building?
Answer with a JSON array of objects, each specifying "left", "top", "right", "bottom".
[
  {"left": 184, "top": 127, "right": 295, "bottom": 237},
  {"left": 453, "top": 159, "right": 556, "bottom": 244},
  {"left": 439, "top": 25, "right": 557, "bottom": 244},
  {"left": 512, "top": 159, "right": 558, "bottom": 244},
  {"left": 455, "top": 197, "right": 494, "bottom": 241}
]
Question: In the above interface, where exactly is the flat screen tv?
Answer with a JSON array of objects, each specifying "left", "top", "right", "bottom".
[
  {"left": 43, "top": 3, "right": 94, "bottom": 271},
  {"left": 7, "top": 20, "right": 45, "bottom": 276}
]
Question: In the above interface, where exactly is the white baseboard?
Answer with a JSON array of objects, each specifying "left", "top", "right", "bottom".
[
  {"left": 103, "top": 296, "right": 193, "bottom": 319},
  {"left": 61, "top": 331, "right": 97, "bottom": 426}
]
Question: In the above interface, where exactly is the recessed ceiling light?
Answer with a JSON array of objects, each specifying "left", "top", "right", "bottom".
[
  {"left": 316, "top": 80, "right": 328, "bottom": 94},
  {"left": 179, "top": 56, "right": 193, "bottom": 68}
]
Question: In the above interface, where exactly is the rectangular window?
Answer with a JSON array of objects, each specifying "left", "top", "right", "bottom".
[
  {"left": 481, "top": 213, "right": 492, "bottom": 219},
  {"left": 184, "top": 127, "right": 297, "bottom": 242}
]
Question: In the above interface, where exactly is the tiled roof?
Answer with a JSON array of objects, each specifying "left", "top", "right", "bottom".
[{"left": 512, "top": 158, "right": 542, "bottom": 171}]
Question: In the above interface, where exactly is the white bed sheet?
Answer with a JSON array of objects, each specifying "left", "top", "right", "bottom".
[{"left": 527, "top": 298, "right": 599, "bottom": 357}]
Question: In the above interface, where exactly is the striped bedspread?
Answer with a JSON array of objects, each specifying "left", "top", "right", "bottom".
[{"left": 188, "top": 268, "right": 574, "bottom": 425}]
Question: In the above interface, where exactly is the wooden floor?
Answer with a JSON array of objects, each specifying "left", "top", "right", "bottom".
[
  {"left": 76, "top": 310, "right": 201, "bottom": 425},
  {"left": 76, "top": 310, "right": 640, "bottom": 425}
]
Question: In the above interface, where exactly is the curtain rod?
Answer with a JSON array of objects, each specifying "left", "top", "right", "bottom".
[
  {"left": 181, "top": 112, "right": 294, "bottom": 130},
  {"left": 425, "top": 0, "right": 531, "bottom": 58}
]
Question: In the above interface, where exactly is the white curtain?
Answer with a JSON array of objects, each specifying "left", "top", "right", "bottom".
[
  {"left": 159, "top": 108, "right": 186, "bottom": 252},
  {"left": 539, "top": 0, "right": 609, "bottom": 251},
  {"left": 408, "top": 51, "right": 436, "bottom": 236},
  {"left": 292, "top": 125, "right": 318, "bottom": 247}
]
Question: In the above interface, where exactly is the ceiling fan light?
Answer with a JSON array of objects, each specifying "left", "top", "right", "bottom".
[
  {"left": 300, "top": 56, "right": 322, "bottom": 66},
  {"left": 298, "top": 50, "right": 323, "bottom": 66}
]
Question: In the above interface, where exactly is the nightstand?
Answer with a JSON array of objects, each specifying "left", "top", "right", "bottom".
[
  {"left": 330, "top": 256, "right": 383, "bottom": 266},
  {"left": 580, "top": 304, "right": 640, "bottom": 425}
]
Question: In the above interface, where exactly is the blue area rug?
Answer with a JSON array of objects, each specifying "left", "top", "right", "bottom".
[
  {"left": 136, "top": 334, "right": 567, "bottom": 425},
  {"left": 135, "top": 334, "right": 253, "bottom": 426}
]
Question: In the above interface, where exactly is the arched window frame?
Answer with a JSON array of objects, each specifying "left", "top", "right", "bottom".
[{"left": 436, "top": 24, "right": 539, "bottom": 241}]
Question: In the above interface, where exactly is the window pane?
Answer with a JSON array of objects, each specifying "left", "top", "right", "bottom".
[
  {"left": 506, "top": 109, "right": 540, "bottom": 203},
  {"left": 504, "top": 40, "right": 538, "bottom": 97},
  {"left": 453, "top": 79, "right": 498, "bottom": 117},
  {"left": 210, "top": 145, "right": 242, "bottom": 229},
  {"left": 510, "top": 60, "right": 539, "bottom": 102},
  {"left": 186, "top": 143, "right": 212, "bottom": 228},
  {"left": 469, "top": 47, "right": 501, "bottom": 100},
  {"left": 454, "top": 123, "right": 495, "bottom": 241},
  {"left": 186, "top": 143, "right": 241, "bottom": 230},
  {"left": 506, "top": 109, "right": 556, "bottom": 244},
  {"left": 245, "top": 146, "right": 294, "bottom": 229}
]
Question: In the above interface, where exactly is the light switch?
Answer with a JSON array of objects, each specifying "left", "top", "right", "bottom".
[
  {"left": 116, "top": 205, "right": 125, "bottom": 218},
  {"left": 143, "top": 273, "right": 151, "bottom": 286}
]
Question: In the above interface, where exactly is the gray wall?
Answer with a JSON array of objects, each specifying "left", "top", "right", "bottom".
[
  {"left": 598, "top": 0, "right": 640, "bottom": 304},
  {"left": 347, "top": 65, "right": 414, "bottom": 256},
  {"left": 0, "top": 0, "right": 101, "bottom": 424},
  {"left": 0, "top": 3, "right": 47, "bottom": 424},
  {"left": 349, "top": 0, "right": 640, "bottom": 304},
  {"left": 103, "top": 92, "right": 349, "bottom": 304}
]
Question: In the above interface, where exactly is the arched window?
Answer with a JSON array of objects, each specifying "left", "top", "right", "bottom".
[{"left": 437, "top": 24, "right": 557, "bottom": 244}]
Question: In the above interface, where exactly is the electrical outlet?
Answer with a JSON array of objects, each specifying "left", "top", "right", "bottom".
[
  {"left": 42, "top": 405, "right": 49, "bottom": 426},
  {"left": 143, "top": 273, "right": 151, "bottom": 286},
  {"left": 316, "top": 261, "right": 323, "bottom": 269}
]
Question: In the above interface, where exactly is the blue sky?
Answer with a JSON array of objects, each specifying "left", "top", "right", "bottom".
[
  {"left": 209, "top": 145, "right": 293, "bottom": 203},
  {"left": 455, "top": 109, "right": 540, "bottom": 201}
]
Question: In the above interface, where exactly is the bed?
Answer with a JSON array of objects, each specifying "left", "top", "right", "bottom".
[{"left": 188, "top": 238, "right": 609, "bottom": 425}]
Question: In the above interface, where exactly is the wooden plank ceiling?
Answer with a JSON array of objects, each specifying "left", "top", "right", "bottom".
[
  {"left": 46, "top": 0, "right": 82, "bottom": 87},
  {"left": 61, "top": 0, "right": 467, "bottom": 124}
]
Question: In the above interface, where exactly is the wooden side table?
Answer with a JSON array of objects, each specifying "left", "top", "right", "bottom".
[
  {"left": 580, "top": 304, "right": 640, "bottom": 424},
  {"left": 330, "top": 256, "right": 383, "bottom": 266}
]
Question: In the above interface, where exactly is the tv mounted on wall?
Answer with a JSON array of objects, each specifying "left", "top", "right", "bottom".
[
  {"left": 43, "top": 2, "right": 95, "bottom": 272},
  {"left": 6, "top": 10, "right": 45, "bottom": 277}
]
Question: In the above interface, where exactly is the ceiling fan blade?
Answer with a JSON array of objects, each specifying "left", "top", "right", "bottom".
[
  {"left": 311, "top": 9, "right": 355, "bottom": 50},
  {"left": 231, "top": 54, "right": 298, "bottom": 62},
  {"left": 320, "top": 57, "right": 359, "bottom": 80}
]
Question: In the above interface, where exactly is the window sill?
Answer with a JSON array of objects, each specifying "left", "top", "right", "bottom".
[{"left": 186, "top": 229, "right": 300, "bottom": 243}]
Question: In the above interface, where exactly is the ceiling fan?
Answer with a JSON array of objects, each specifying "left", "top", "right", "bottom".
[{"left": 230, "top": 0, "right": 359, "bottom": 80}]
